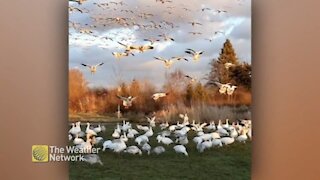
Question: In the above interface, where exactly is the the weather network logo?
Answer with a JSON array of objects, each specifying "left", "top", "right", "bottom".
[{"left": 32, "top": 145, "right": 49, "bottom": 162}]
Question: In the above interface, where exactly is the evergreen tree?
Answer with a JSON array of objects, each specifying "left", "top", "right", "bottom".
[
  {"left": 207, "top": 39, "right": 239, "bottom": 85},
  {"left": 229, "top": 62, "right": 252, "bottom": 90}
]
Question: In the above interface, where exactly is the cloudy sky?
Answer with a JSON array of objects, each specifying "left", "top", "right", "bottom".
[{"left": 69, "top": 0, "right": 251, "bottom": 89}]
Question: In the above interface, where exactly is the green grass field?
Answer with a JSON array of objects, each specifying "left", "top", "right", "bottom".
[{"left": 69, "top": 123, "right": 251, "bottom": 180}]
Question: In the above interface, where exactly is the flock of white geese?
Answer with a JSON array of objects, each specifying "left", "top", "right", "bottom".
[{"left": 68, "top": 114, "right": 252, "bottom": 165}]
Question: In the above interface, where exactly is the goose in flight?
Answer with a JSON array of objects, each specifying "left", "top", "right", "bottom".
[
  {"left": 224, "top": 62, "right": 235, "bottom": 69},
  {"left": 117, "top": 95, "right": 137, "bottom": 108},
  {"left": 216, "top": 9, "right": 227, "bottom": 14},
  {"left": 226, "top": 85, "right": 237, "bottom": 96},
  {"left": 156, "top": 0, "right": 172, "bottom": 4},
  {"left": 70, "top": 0, "right": 87, "bottom": 5},
  {"left": 201, "top": 7, "right": 212, "bottom": 11},
  {"left": 182, "top": 7, "right": 192, "bottom": 11},
  {"left": 185, "top": 49, "right": 204, "bottom": 61},
  {"left": 173, "top": 145, "right": 188, "bottom": 156},
  {"left": 138, "top": 13, "right": 154, "bottom": 19},
  {"left": 121, "top": 9, "right": 134, "bottom": 14},
  {"left": 214, "top": 31, "right": 226, "bottom": 36},
  {"left": 152, "top": 93, "right": 168, "bottom": 101},
  {"left": 158, "top": 34, "right": 174, "bottom": 41},
  {"left": 93, "top": 2, "right": 110, "bottom": 9},
  {"left": 136, "top": 45, "right": 154, "bottom": 53},
  {"left": 117, "top": 42, "right": 136, "bottom": 53},
  {"left": 154, "top": 57, "right": 175, "bottom": 68},
  {"left": 81, "top": 63, "right": 104, "bottom": 74},
  {"left": 69, "top": 7, "right": 85, "bottom": 13},
  {"left": 107, "top": 17, "right": 129, "bottom": 24},
  {"left": 172, "top": 56, "right": 188, "bottom": 61},
  {"left": 188, "top": 21, "right": 202, "bottom": 26},
  {"left": 112, "top": 52, "right": 134, "bottom": 60},
  {"left": 79, "top": 28, "right": 93, "bottom": 34},
  {"left": 214, "top": 82, "right": 231, "bottom": 94},
  {"left": 143, "top": 38, "right": 160, "bottom": 45},
  {"left": 102, "top": 36, "right": 114, "bottom": 41},
  {"left": 189, "top": 32, "right": 202, "bottom": 35},
  {"left": 184, "top": 74, "right": 197, "bottom": 83},
  {"left": 205, "top": 38, "right": 214, "bottom": 42}
]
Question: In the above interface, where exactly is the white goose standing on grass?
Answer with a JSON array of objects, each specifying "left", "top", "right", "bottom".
[
  {"left": 102, "top": 140, "right": 114, "bottom": 151},
  {"left": 83, "top": 154, "right": 103, "bottom": 165},
  {"left": 236, "top": 128, "right": 248, "bottom": 143},
  {"left": 216, "top": 120, "right": 229, "bottom": 136},
  {"left": 173, "top": 145, "right": 188, "bottom": 156},
  {"left": 94, "top": 137, "right": 103, "bottom": 145},
  {"left": 212, "top": 139, "right": 223, "bottom": 148},
  {"left": 159, "top": 130, "right": 171, "bottom": 137},
  {"left": 197, "top": 140, "right": 213, "bottom": 153},
  {"left": 160, "top": 122, "right": 169, "bottom": 130},
  {"left": 86, "top": 123, "right": 97, "bottom": 136},
  {"left": 124, "top": 146, "right": 142, "bottom": 155},
  {"left": 185, "top": 48, "right": 204, "bottom": 61},
  {"left": 127, "top": 128, "right": 139, "bottom": 139},
  {"left": 146, "top": 116, "right": 156, "bottom": 127},
  {"left": 93, "top": 124, "right": 102, "bottom": 134},
  {"left": 101, "top": 125, "right": 106, "bottom": 132},
  {"left": 69, "top": 123, "right": 77, "bottom": 135},
  {"left": 221, "top": 137, "right": 235, "bottom": 145},
  {"left": 135, "top": 134, "right": 149, "bottom": 145},
  {"left": 176, "top": 135, "right": 189, "bottom": 145},
  {"left": 230, "top": 127, "right": 238, "bottom": 138},
  {"left": 73, "top": 134, "right": 85, "bottom": 145},
  {"left": 222, "top": 119, "right": 230, "bottom": 130},
  {"left": 121, "top": 120, "right": 131, "bottom": 132},
  {"left": 193, "top": 136, "right": 203, "bottom": 145},
  {"left": 141, "top": 143, "right": 151, "bottom": 155},
  {"left": 112, "top": 124, "right": 121, "bottom": 138},
  {"left": 112, "top": 136, "right": 127, "bottom": 153},
  {"left": 205, "top": 121, "right": 216, "bottom": 131},
  {"left": 76, "top": 138, "right": 92, "bottom": 153},
  {"left": 136, "top": 124, "right": 149, "bottom": 132},
  {"left": 144, "top": 127, "right": 153, "bottom": 137},
  {"left": 153, "top": 146, "right": 166, "bottom": 155},
  {"left": 157, "top": 135, "right": 173, "bottom": 145},
  {"left": 71, "top": 122, "right": 82, "bottom": 136},
  {"left": 191, "top": 122, "right": 207, "bottom": 132},
  {"left": 81, "top": 62, "right": 104, "bottom": 74}
]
